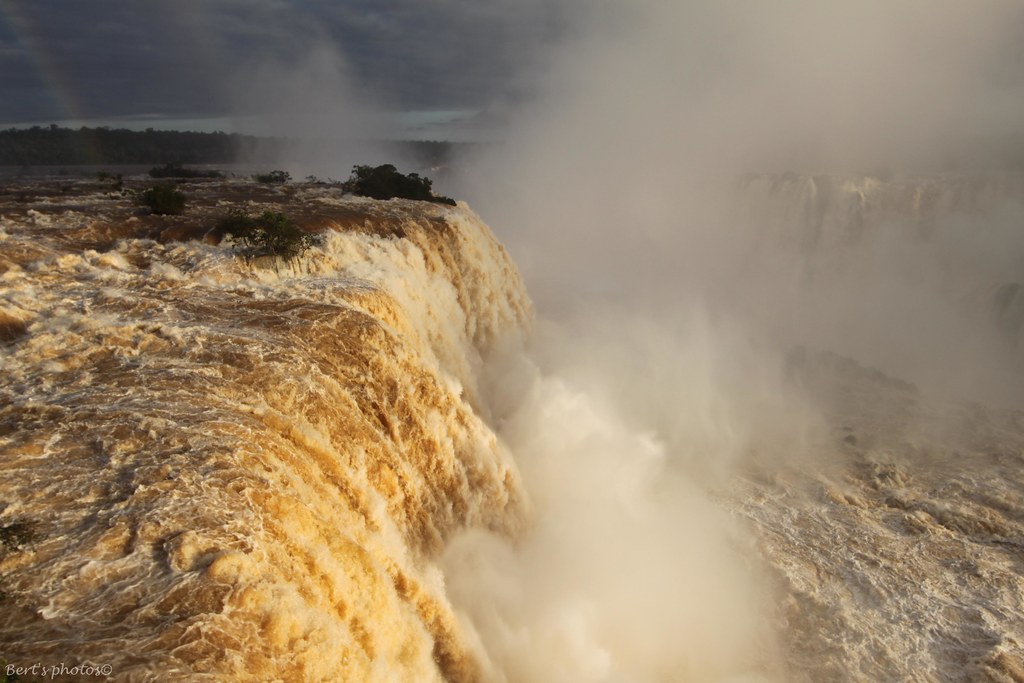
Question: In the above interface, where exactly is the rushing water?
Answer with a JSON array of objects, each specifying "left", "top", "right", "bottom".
[
  {"left": 0, "top": 175, "right": 1022, "bottom": 681},
  {"left": 0, "top": 178, "right": 532, "bottom": 681}
]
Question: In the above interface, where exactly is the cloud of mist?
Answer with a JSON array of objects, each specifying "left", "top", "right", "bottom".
[
  {"left": 442, "top": 2, "right": 1024, "bottom": 680},
  {"left": 458, "top": 0, "right": 1024, "bottom": 402},
  {"left": 440, "top": 301, "right": 825, "bottom": 681},
  {"left": 192, "top": 0, "right": 579, "bottom": 176},
  {"left": 444, "top": 334, "right": 785, "bottom": 682},
  {"left": 226, "top": 42, "right": 397, "bottom": 178}
]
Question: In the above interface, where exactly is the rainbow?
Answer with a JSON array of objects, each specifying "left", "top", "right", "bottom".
[{"left": 0, "top": 0, "right": 104, "bottom": 163}]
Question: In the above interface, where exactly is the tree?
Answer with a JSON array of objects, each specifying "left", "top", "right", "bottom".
[
  {"left": 138, "top": 185, "right": 186, "bottom": 215},
  {"left": 220, "top": 210, "right": 321, "bottom": 266},
  {"left": 253, "top": 170, "right": 291, "bottom": 184},
  {"left": 344, "top": 164, "right": 456, "bottom": 206}
]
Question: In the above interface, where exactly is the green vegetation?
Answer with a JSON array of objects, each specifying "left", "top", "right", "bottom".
[
  {"left": 95, "top": 170, "right": 124, "bottom": 191},
  {"left": 0, "top": 657, "right": 24, "bottom": 682},
  {"left": 138, "top": 185, "right": 186, "bottom": 215},
  {"left": 149, "top": 163, "right": 223, "bottom": 179},
  {"left": 253, "top": 169, "right": 291, "bottom": 184},
  {"left": 0, "top": 522, "right": 37, "bottom": 551},
  {"left": 220, "top": 210, "right": 321, "bottom": 265},
  {"left": 344, "top": 164, "right": 456, "bottom": 206},
  {"left": 0, "top": 126, "right": 483, "bottom": 172},
  {"left": 0, "top": 125, "right": 273, "bottom": 165},
  {"left": 0, "top": 520, "right": 38, "bottom": 607},
  {"left": 0, "top": 654, "right": 44, "bottom": 682},
  {"left": 0, "top": 523, "right": 41, "bottom": 681}
]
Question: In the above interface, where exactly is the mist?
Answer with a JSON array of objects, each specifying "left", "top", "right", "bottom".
[
  {"left": 225, "top": 42, "right": 411, "bottom": 179},
  {"left": 455, "top": 0, "right": 1024, "bottom": 402},
  {"left": 440, "top": 1, "right": 1024, "bottom": 680}
]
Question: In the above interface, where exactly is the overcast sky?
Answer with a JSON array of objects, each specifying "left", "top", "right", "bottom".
[
  {"left": 3, "top": 0, "right": 1024, "bottom": 159},
  {"left": 0, "top": 0, "right": 571, "bottom": 133}
]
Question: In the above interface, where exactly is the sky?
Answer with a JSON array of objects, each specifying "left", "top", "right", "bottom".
[
  {"left": 2, "top": 0, "right": 1024, "bottom": 154},
  {"left": 0, "top": 0, "right": 570, "bottom": 137}
]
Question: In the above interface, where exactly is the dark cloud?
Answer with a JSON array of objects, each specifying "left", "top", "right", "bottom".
[
  {"left": 0, "top": 0, "right": 569, "bottom": 126},
  {"left": 309, "top": 1, "right": 569, "bottom": 108},
  {"left": 0, "top": 1, "right": 235, "bottom": 122}
]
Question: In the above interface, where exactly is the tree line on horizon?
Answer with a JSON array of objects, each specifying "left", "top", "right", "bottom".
[
  {"left": 0, "top": 125, "right": 274, "bottom": 166},
  {"left": 0, "top": 125, "right": 471, "bottom": 168}
]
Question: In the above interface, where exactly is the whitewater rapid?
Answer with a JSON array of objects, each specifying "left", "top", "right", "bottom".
[{"left": 0, "top": 180, "right": 531, "bottom": 681}]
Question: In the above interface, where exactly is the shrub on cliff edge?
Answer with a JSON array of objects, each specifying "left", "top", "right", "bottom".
[
  {"left": 138, "top": 184, "right": 186, "bottom": 215},
  {"left": 344, "top": 164, "right": 456, "bottom": 206},
  {"left": 253, "top": 170, "right": 291, "bottom": 184},
  {"left": 220, "top": 210, "right": 321, "bottom": 265}
]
